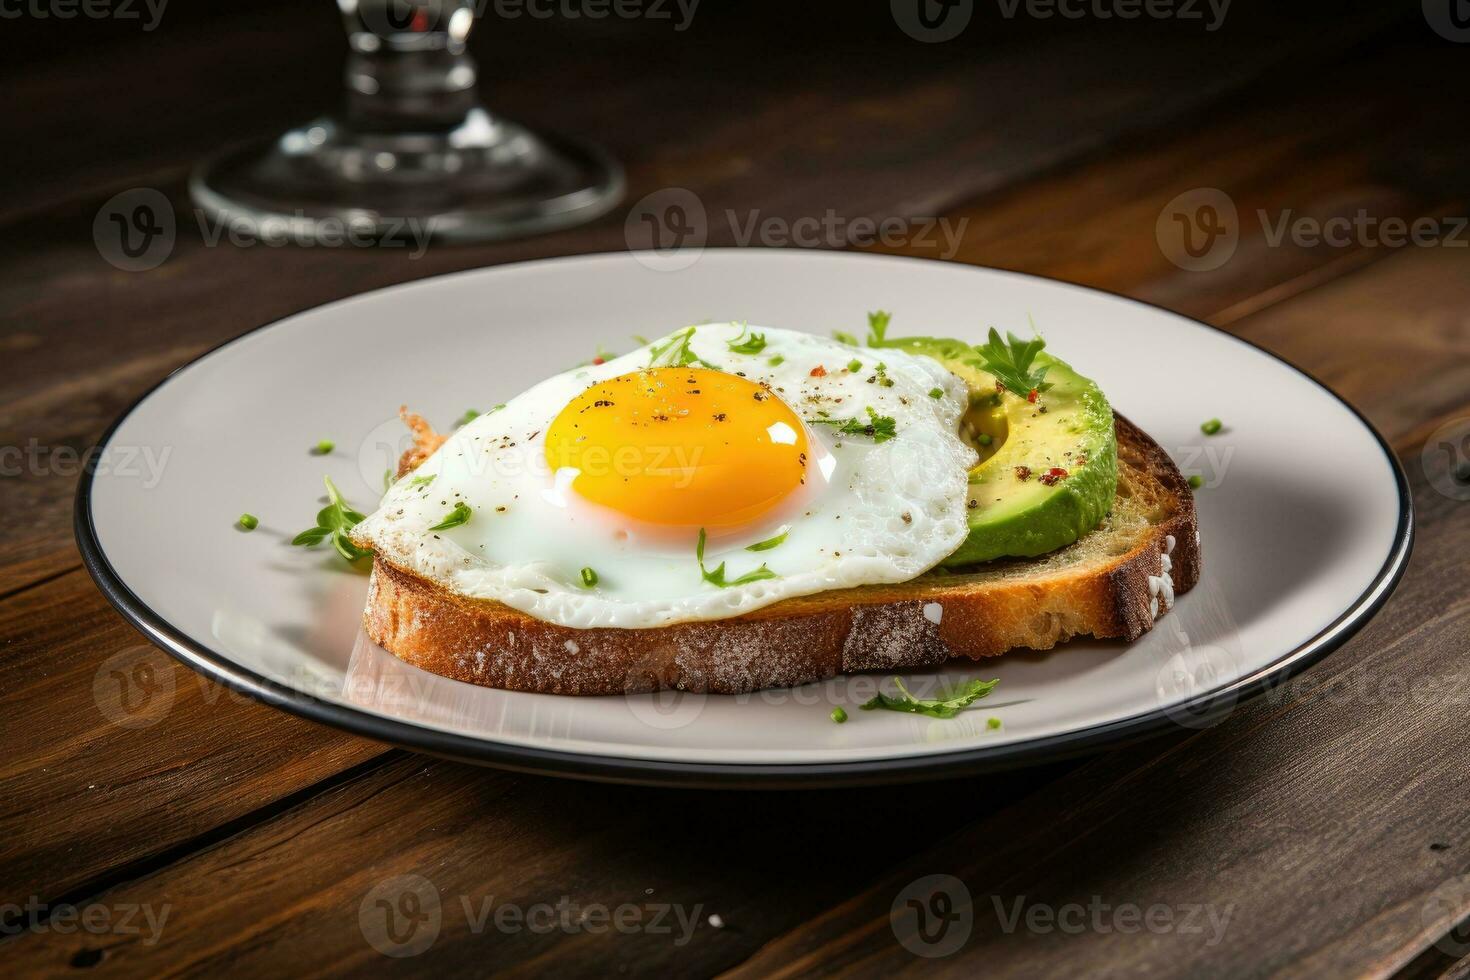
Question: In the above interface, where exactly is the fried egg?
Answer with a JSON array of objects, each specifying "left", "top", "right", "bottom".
[{"left": 353, "top": 323, "right": 977, "bottom": 628}]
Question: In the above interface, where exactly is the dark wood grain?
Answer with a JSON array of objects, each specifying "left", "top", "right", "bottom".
[
  {"left": 1, "top": 5, "right": 1464, "bottom": 977},
  {"left": 0, "top": 564, "right": 390, "bottom": 904}
]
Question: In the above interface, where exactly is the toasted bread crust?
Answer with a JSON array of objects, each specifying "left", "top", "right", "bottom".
[{"left": 361, "top": 415, "right": 1199, "bottom": 695}]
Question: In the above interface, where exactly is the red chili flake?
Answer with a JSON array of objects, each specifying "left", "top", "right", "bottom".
[
  {"left": 810, "top": 365, "right": 827, "bottom": 377},
  {"left": 995, "top": 381, "right": 1006, "bottom": 393},
  {"left": 1027, "top": 388, "right": 1039, "bottom": 403},
  {"left": 1015, "top": 465, "right": 1032, "bottom": 481},
  {"left": 1039, "top": 467, "right": 1068, "bottom": 486},
  {"left": 592, "top": 356, "right": 605, "bottom": 365}
]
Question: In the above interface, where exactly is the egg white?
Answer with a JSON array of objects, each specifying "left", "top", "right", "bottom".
[{"left": 352, "top": 323, "right": 977, "bottom": 629}]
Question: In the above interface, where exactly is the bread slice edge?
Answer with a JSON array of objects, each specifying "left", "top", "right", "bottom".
[{"left": 359, "top": 414, "right": 1200, "bottom": 695}]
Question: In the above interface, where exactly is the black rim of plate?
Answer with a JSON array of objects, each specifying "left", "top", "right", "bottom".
[{"left": 73, "top": 250, "right": 1416, "bottom": 789}]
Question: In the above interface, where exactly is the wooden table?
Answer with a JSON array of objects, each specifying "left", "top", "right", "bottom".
[{"left": 3, "top": 3, "right": 1468, "bottom": 975}]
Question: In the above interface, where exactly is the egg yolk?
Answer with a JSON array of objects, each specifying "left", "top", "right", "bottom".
[{"left": 544, "top": 368, "right": 809, "bottom": 530}]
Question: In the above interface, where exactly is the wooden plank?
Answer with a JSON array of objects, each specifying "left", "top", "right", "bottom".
[{"left": 0, "top": 567, "right": 387, "bottom": 903}]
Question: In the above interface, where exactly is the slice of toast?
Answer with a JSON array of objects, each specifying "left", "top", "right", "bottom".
[{"left": 359, "top": 414, "right": 1198, "bottom": 695}]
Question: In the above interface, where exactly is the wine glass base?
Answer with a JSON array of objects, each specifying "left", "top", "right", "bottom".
[{"left": 189, "top": 113, "right": 624, "bottom": 246}]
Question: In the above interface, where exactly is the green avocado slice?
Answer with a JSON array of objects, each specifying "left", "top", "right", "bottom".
[{"left": 881, "top": 335, "right": 1118, "bottom": 565}]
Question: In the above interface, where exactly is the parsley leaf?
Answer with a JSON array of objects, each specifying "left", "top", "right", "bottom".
[
  {"left": 726, "top": 325, "right": 767, "bottom": 355},
  {"left": 808, "top": 406, "right": 897, "bottom": 443},
  {"left": 648, "top": 327, "right": 719, "bottom": 370},
  {"left": 745, "top": 527, "right": 789, "bottom": 552},
  {"left": 292, "top": 476, "right": 371, "bottom": 562},
  {"left": 861, "top": 676, "right": 1000, "bottom": 719},
  {"left": 866, "top": 310, "right": 892, "bottom": 346},
  {"left": 698, "top": 528, "right": 778, "bottom": 587},
  {"left": 975, "top": 325, "right": 1053, "bottom": 398},
  {"left": 428, "top": 501, "right": 472, "bottom": 531}
]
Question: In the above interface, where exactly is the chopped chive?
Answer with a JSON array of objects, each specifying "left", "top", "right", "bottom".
[
  {"left": 847, "top": 359, "right": 862, "bottom": 373},
  {"left": 987, "top": 716, "right": 1001, "bottom": 730},
  {"left": 312, "top": 439, "right": 334, "bottom": 455},
  {"left": 768, "top": 355, "right": 785, "bottom": 367},
  {"left": 238, "top": 513, "right": 258, "bottom": 531},
  {"left": 456, "top": 409, "right": 480, "bottom": 427},
  {"left": 580, "top": 567, "right": 598, "bottom": 588},
  {"left": 1188, "top": 474, "right": 1204, "bottom": 489},
  {"left": 928, "top": 387, "right": 944, "bottom": 399},
  {"left": 745, "top": 527, "right": 789, "bottom": 552},
  {"left": 830, "top": 707, "right": 848, "bottom": 724},
  {"left": 428, "top": 501, "right": 472, "bottom": 531},
  {"left": 978, "top": 433, "right": 994, "bottom": 446},
  {"left": 1201, "top": 418, "right": 1223, "bottom": 435}
]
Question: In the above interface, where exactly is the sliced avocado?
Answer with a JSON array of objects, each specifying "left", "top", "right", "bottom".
[{"left": 881, "top": 335, "right": 1117, "bottom": 565}]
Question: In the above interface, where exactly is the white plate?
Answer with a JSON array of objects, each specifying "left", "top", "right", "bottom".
[{"left": 77, "top": 251, "right": 1412, "bottom": 785}]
